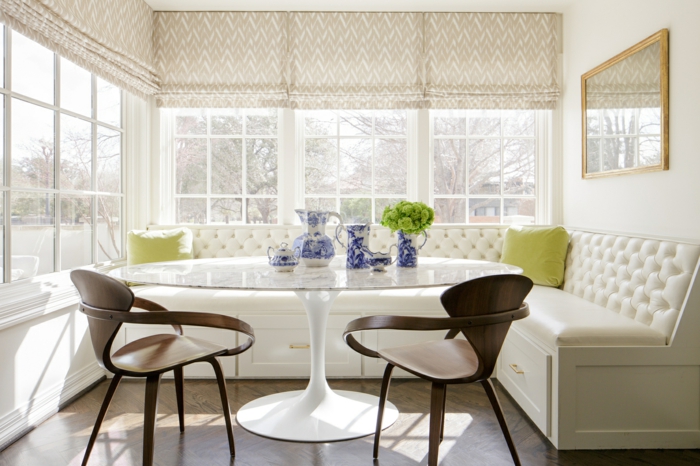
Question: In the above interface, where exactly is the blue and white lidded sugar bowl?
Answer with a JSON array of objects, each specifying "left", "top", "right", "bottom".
[{"left": 267, "top": 243, "right": 301, "bottom": 272}]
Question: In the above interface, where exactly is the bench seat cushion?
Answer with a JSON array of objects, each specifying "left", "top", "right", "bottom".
[
  {"left": 514, "top": 286, "right": 667, "bottom": 349},
  {"left": 132, "top": 285, "right": 450, "bottom": 313},
  {"left": 133, "top": 284, "right": 668, "bottom": 349}
]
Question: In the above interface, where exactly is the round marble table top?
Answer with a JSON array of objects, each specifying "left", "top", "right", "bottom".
[{"left": 109, "top": 256, "right": 522, "bottom": 292}]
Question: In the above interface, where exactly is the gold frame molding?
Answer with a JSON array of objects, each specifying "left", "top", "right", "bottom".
[{"left": 581, "top": 29, "right": 669, "bottom": 179}]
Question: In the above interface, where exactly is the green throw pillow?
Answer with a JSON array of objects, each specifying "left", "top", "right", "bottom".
[
  {"left": 500, "top": 226, "right": 570, "bottom": 287},
  {"left": 127, "top": 228, "right": 194, "bottom": 266}
]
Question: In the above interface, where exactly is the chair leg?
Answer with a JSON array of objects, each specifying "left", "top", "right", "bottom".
[
  {"left": 428, "top": 383, "right": 447, "bottom": 466},
  {"left": 143, "top": 374, "right": 162, "bottom": 466},
  {"left": 481, "top": 379, "right": 521, "bottom": 466},
  {"left": 210, "top": 358, "right": 235, "bottom": 457},
  {"left": 373, "top": 363, "right": 395, "bottom": 459},
  {"left": 174, "top": 367, "right": 185, "bottom": 433},
  {"left": 81, "top": 375, "right": 122, "bottom": 466},
  {"left": 440, "top": 385, "right": 447, "bottom": 443}
]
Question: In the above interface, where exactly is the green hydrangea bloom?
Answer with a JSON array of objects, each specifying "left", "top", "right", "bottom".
[{"left": 380, "top": 201, "right": 435, "bottom": 234}]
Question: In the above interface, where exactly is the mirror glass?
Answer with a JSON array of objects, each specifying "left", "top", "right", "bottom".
[{"left": 582, "top": 31, "right": 667, "bottom": 178}]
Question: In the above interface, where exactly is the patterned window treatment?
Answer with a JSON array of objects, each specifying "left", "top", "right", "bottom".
[
  {"left": 585, "top": 42, "right": 661, "bottom": 109},
  {"left": 0, "top": 0, "right": 159, "bottom": 98},
  {"left": 424, "top": 13, "right": 560, "bottom": 109},
  {"left": 154, "top": 12, "right": 289, "bottom": 108},
  {"left": 155, "top": 11, "right": 559, "bottom": 109},
  {"left": 287, "top": 12, "right": 424, "bottom": 109}
]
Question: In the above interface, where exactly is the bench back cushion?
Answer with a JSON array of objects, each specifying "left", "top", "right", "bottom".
[
  {"left": 147, "top": 225, "right": 507, "bottom": 262},
  {"left": 562, "top": 231, "right": 700, "bottom": 341}
]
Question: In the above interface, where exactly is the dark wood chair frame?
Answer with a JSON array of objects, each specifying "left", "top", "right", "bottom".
[
  {"left": 70, "top": 270, "right": 255, "bottom": 466},
  {"left": 343, "top": 274, "right": 532, "bottom": 466}
]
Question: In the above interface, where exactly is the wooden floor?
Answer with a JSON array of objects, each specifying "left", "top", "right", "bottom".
[{"left": 1, "top": 377, "right": 698, "bottom": 466}]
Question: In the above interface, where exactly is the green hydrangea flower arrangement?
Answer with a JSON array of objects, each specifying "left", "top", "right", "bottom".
[{"left": 380, "top": 201, "right": 435, "bottom": 235}]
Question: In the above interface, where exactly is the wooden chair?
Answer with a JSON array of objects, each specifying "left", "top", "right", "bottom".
[
  {"left": 343, "top": 274, "right": 532, "bottom": 466},
  {"left": 70, "top": 270, "right": 255, "bottom": 466}
]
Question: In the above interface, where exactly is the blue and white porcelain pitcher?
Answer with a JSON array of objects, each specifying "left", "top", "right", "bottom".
[
  {"left": 335, "top": 223, "right": 371, "bottom": 269},
  {"left": 396, "top": 230, "right": 428, "bottom": 268},
  {"left": 293, "top": 209, "right": 343, "bottom": 267}
]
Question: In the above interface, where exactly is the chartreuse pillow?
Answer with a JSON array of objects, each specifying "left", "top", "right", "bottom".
[
  {"left": 127, "top": 228, "right": 194, "bottom": 266},
  {"left": 500, "top": 226, "right": 570, "bottom": 287}
]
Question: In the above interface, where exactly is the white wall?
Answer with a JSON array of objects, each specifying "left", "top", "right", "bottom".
[{"left": 561, "top": 0, "right": 700, "bottom": 239}]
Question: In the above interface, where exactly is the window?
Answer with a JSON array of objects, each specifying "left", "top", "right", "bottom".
[
  {"left": 172, "top": 108, "right": 279, "bottom": 224},
  {"left": 303, "top": 110, "right": 409, "bottom": 223},
  {"left": 431, "top": 110, "right": 538, "bottom": 224},
  {"left": 164, "top": 109, "right": 550, "bottom": 227},
  {"left": 0, "top": 26, "right": 124, "bottom": 282},
  {"left": 585, "top": 108, "right": 661, "bottom": 173}
]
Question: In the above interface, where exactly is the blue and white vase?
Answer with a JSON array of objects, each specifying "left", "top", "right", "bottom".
[
  {"left": 396, "top": 230, "right": 428, "bottom": 268},
  {"left": 293, "top": 209, "right": 343, "bottom": 267},
  {"left": 335, "top": 223, "right": 371, "bottom": 269}
]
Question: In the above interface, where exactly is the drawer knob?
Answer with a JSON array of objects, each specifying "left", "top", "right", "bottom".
[
  {"left": 509, "top": 363, "right": 525, "bottom": 374},
  {"left": 289, "top": 344, "right": 311, "bottom": 349}
]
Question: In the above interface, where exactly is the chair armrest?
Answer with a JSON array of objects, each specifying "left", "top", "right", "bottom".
[
  {"left": 80, "top": 304, "right": 255, "bottom": 356},
  {"left": 132, "top": 297, "right": 183, "bottom": 335},
  {"left": 342, "top": 304, "right": 529, "bottom": 359}
]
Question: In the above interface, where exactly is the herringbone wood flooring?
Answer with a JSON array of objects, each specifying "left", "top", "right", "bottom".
[{"left": 1, "top": 378, "right": 698, "bottom": 466}]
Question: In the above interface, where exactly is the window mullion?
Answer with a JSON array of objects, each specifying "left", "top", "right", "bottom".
[
  {"left": 206, "top": 109, "right": 211, "bottom": 224},
  {"left": 3, "top": 26, "right": 11, "bottom": 283},
  {"left": 54, "top": 54, "right": 61, "bottom": 272}
]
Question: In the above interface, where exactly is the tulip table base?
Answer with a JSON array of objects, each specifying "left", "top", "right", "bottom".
[{"left": 236, "top": 290, "right": 399, "bottom": 442}]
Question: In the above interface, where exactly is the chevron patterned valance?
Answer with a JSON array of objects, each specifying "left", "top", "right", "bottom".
[
  {"left": 424, "top": 13, "right": 560, "bottom": 109},
  {"left": 586, "top": 41, "right": 661, "bottom": 109},
  {"left": 154, "top": 11, "right": 560, "bottom": 109},
  {"left": 0, "top": 0, "right": 159, "bottom": 98}
]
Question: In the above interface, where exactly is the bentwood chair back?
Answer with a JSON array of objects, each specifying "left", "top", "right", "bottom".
[
  {"left": 71, "top": 270, "right": 255, "bottom": 466},
  {"left": 343, "top": 274, "right": 532, "bottom": 466}
]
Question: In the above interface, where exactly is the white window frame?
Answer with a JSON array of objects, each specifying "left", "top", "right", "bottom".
[
  {"left": 295, "top": 110, "right": 418, "bottom": 224},
  {"left": 585, "top": 108, "right": 661, "bottom": 174},
  {"left": 428, "top": 110, "right": 552, "bottom": 225},
  {"left": 162, "top": 108, "right": 282, "bottom": 225},
  {"left": 160, "top": 109, "right": 552, "bottom": 227},
  {"left": 0, "top": 25, "right": 126, "bottom": 284}
]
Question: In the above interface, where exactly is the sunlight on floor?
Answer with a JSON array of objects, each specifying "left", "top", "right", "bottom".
[{"left": 379, "top": 412, "right": 474, "bottom": 462}]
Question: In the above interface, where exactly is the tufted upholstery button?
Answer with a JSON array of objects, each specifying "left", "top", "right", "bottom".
[
  {"left": 285, "top": 235, "right": 289, "bottom": 238},
  {"left": 267, "top": 234, "right": 271, "bottom": 238},
  {"left": 215, "top": 234, "right": 218, "bottom": 238}
]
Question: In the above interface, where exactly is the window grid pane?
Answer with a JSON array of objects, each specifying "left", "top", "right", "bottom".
[
  {"left": 432, "top": 109, "right": 537, "bottom": 225},
  {"left": 174, "top": 109, "right": 279, "bottom": 225},
  {"left": 3, "top": 29, "right": 124, "bottom": 281},
  {"left": 303, "top": 110, "right": 407, "bottom": 224}
]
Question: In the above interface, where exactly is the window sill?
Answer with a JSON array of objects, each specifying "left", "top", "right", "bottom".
[{"left": 0, "top": 260, "right": 126, "bottom": 331}]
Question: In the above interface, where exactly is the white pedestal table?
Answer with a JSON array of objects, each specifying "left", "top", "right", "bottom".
[{"left": 109, "top": 256, "right": 521, "bottom": 443}]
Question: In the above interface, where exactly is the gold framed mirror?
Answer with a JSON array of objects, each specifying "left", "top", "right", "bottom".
[{"left": 582, "top": 29, "right": 668, "bottom": 178}]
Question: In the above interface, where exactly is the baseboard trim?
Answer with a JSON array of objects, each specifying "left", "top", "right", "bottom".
[{"left": 0, "top": 362, "right": 105, "bottom": 451}]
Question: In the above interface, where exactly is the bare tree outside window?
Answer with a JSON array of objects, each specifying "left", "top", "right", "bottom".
[
  {"left": 303, "top": 110, "right": 407, "bottom": 224},
  {"left": 432, "top": 110, "right": 537, "bottom": 224},
  {"left": 173, "top": 109, "right": 278, "bottom": 224},
  {"left": 3, "top": 27, "right": 124, "bottom": 280}
]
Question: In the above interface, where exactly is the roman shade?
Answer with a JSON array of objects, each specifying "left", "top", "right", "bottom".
[
  {"left": 585, "top": 42, "right": 661, "bottom": 109},
  {"left": 287, "top": 12, "right": 424, "bottom": 109},
  {"left": 154, "top": 11, "right": 560, "bottom": 110},
  {"left": 424, "top": 13, "right": 560, "bottom": 109},
  {"left": 0, "top": 0, "right": 159, "bottom": 98},
  {"left": 154, "top": 12, "right": 289, "bottom": 108}
]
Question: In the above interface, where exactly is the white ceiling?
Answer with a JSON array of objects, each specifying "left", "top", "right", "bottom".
[{"left": 143, "top": 0, "right": 572, "bottom": 13}]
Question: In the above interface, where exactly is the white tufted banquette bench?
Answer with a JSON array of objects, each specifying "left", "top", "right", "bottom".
[{"left": 127, "top": 224, "right": 700, "bottom": 450}]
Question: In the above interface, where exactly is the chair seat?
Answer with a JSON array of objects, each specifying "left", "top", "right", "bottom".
[
  {"left": 378, "top": 339, "right": 479, "bottom": 383},
  {"left": 112, "top": 334, "right": 227, "bottom": 373}
]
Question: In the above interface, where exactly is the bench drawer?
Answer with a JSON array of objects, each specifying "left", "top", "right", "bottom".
[
  {"left": 238, "top": 314, "right": 361, "bottom": 377},
  {"left": 497, "top": 328, "right": 551, "bottom": 435}
]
